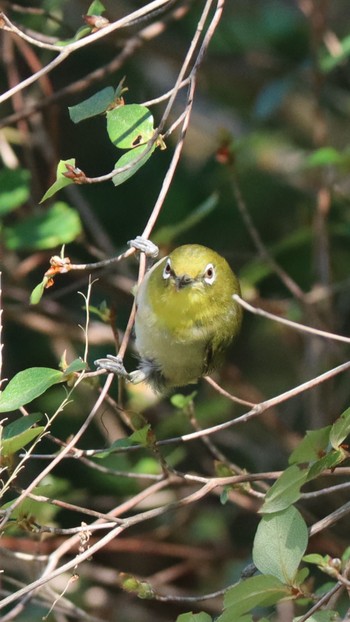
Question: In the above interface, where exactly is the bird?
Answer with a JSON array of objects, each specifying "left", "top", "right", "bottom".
[{"left": 95, "top": 243, "right": 242, "bottom": 392}]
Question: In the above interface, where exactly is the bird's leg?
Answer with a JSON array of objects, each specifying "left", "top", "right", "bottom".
[
  {"left": 94, "top": 355, "right": 148, "bottom": 385},
  {"left": 95, "top": 238, "right": 159, "bottom": 383},
  {"left": 94, "top": 355, "right": 131, "bottom": 380},
  {"left": 128, "top": 236, "right": 159, "bottom": 258}
]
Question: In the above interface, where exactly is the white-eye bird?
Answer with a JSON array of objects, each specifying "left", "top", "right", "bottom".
[{"left": 96, "top": 244, "right": 242, "bottom": 392}]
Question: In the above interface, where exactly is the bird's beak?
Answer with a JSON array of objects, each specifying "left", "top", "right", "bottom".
[{"left": 175, "top": 274, "right": 193, "bottom": 290}]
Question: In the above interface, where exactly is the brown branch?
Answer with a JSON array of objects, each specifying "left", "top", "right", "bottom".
[{"left": 0, "top": 3, "right": 191, "bottom": 130}]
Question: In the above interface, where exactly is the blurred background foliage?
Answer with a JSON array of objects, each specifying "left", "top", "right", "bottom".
[{"left": 1, "top": 0, "right": 350, "bottom": 620}]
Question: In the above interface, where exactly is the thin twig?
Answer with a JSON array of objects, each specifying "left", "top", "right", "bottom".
[
  {"left": 296, "top": 582, "right": 343, "bottom": 622},
  {"left": 234, "top": 294, "right": 350, "bottom": 344},
  {"left": 0, "top": 0, "right": 173, "bottom": 104},
  {"left": 0, "top": 371, "right": 113, "bottom": 528},
  {"left": 309, "top": 500, "right": 350, "bottom": 536},
  {"left": 178, "top": 359, "right": 350, "bottom": 443},
  {"left": 230, "top": 170, "right": 306, "bottom": 301},
  {"left": 0, "top": 4, "right": 191, "bottom": 130},
  {"left": 205, "top": 376, "right": 256, "bottom": 406}
]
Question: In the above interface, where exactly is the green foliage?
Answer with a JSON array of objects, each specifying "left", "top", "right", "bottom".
[
  {"left": 68, "top": 79, "right": 127, "bottom": 123},
  {"left": 304, "top": 147, "right": 350, "bottom": 168},
  {"left": 30, "top": 278, "right": 50, "bottom": 305},
  {"left": 56, "top": 1, "right": 106, "bottom": 45},
  {"left": 289, "top": 427, "right": 332, "bottom": 464},
  {"left": 170, "top": 392, "right": 197, "bottom": 410},
  {"left": 2, "top": 1, "right": 350, "bottom": 620},
  {"left": 218, "top": 575, "right": 291, "bottom": 622},
  {"left": 2, "top": 477, "right": 69, "bottom": 525},
  {"left": 112, "top": 143, "right": 156, "bottom": 186},
  {"left": 87, "top": 0, "right": 106, "bottom": 17},
  {"left": 4, "top": 202, "right": 82, "bottom": 250},
  {"left": 261, "top": 408, "right": 350, "bottom": 514},
  {"left": 176, "top": 614, "right": 213, "bottom": 622},
  {"left": 40, "top": 160, "right": 77, "bottom": 202},
  {"left": 0, "top": 168, "right": 30, "bottom": 216},
  {"left": 253, "top": 506, "right": 308, "bottom": 585},
  {"left": 120, "top": 573, "right": 155, "bottom": 599},
  {"left": 294, "top": 612, "right": 339, "bottom": 622},
  {"left": 0, "top": 367, "right": 65, "bottom": 412},
  {"left": 260, "top": 465, "right": 308, "bottom": 513},
  {"left": 329, "top": 407, "right": 350, "bottom": 449},
  {"left": 106, "top": 104, "right": 154, "bottom": 148},
  {"left": 69, "top": 86, "right": 115, "bottom": 123},
  {"left": 0, "top": 413, "right": 44, "bottom": 456}
]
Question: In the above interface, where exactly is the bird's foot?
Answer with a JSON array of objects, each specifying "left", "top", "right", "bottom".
[
  {"left": 94, "top": 355, "right": 131, "bottom": 380},
  {"left": 95, "top": 355, "right": 148, "bottom": 385},
  {"left": 128, "top": 236, "right": 159, "bottom": 258}
]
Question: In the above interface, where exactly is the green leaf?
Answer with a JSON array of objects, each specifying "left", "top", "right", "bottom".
[
  {"left": 69, "top": 87, "right": 115, "bottom": 123},
  {"left": 94, "top": 438, "right": 134, "bottom": 458},
  {"left": 2, "top": 412, "right": 42, "bottom": 438},
  {"left": 0, "top": 168, "right": 30, "bottom": 216},
  {"left": 220, "top": 487, "right": 230, "bottom": 505},
  {"left": 1, "top": 413, "right": 44, "bottom": 456},
  {"left": 294, "top": 567, "right": 309, "bottom": 585},
  {"left": 303, "top": 554, "right": 327, "bottom": 566},
  {"left": 64, "top": 359, "right": 88, "bottom": 374},
  {"left": 112, "top": 143, "right": 155, "bottom": 186},
  {"left": 294, "top": 611, "right": 339, "bottom": 622},
  {"left": 95, "top": 425, "right": 152, "bottom": 458},
  {"left": 218, "top": 575, "right": 291, "bottom": 622},
  {"left": 253, "top": 506, "right": 308, "bottom": 585},
  {"left": 289, "top": 427, "right": 331, "bottom": 464},
  {"left": 1, "top": 427, "right": 44, "bottom": 457},
  {"left": 87, "top": 0, "right": 105, "bottom": 15},
  {"left": 129, "top": 425, "right": 152, "bottom": 446},
  {"left": 2, "top": 479, "right": 67, "bottom": 522},
  {"left": 171, "top": 392, "right": 197, "bottom": 410},
  {"left": 260, "top": 465, "right": 308, "bottom": 513},
  {"left": 330, "top": 407, "right": 350, "bottom": 449},
  {"left": 57, "top": 27, "right": 91, "bottom": 46},
  {"left": 4, "top": 202, "right": 82, "bottom": 250},
  {"left": 304, "top": 147, "right": 343, "bottom": 168},
  {"left": 307, "top": 450, "right": 345, "bottom": 481},
  {"left": 0, "top": 368, "right": 65, "bottom": 413},
  {"left": 30, "top": 280, "right": 46, "bottom": 305},
  {"left": 176, "top": 613, "right": 212, "bottom": 622},
  {"left": 107, "top": 104, "right": 154, "bottom": 149},
  {"left": 120, "top": 574, "right": 154, "bottom": 599},
  {"left": 153, "top": 194, "right": 218, "bottom": 245},
  {"left": 40, "top": 159, "right": 76, "bottom": 202},
  {"left": 342, "top": 546, "right": 350, "bottom": 562}
]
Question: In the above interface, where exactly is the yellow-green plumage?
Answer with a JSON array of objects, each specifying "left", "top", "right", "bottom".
[{"left": 134, "top": 244, "right": 242, "bottom": 391}]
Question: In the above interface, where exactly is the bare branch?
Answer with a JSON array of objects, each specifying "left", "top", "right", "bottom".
[{"left": 234, "top": 294, "right": 350, "bottom": 344}]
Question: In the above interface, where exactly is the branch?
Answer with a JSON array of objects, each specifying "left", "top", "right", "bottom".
[
  {"left": 0, "top": 0, "right": 173, "bottom": 105},
  {"left": 234, "top": 294, "right": 350, "bottom": 344}
]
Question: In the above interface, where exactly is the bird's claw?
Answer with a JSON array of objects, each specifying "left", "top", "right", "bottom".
[
  {"left": 94, "top": 355, "right": 131, "bottom": 380},
  {"left": 128, "top": 236, "right": 159, "bottom": 258}
]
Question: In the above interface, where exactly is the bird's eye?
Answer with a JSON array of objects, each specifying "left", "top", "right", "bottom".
[
  {"left": 204, "top": 263, "right": 216, "bottom": 285},
  {"left": 162, "top": 258, "right": 172, "bottom": 280}
]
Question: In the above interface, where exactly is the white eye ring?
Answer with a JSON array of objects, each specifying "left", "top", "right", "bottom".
[
  {"left": 204, "top": 263, "right": 216, "bottom": 285},
  {"left": 162, "top": 258, "right": 172, "bottom": 280}
]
